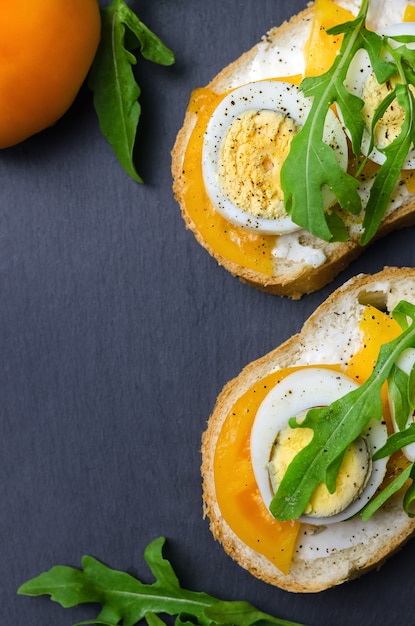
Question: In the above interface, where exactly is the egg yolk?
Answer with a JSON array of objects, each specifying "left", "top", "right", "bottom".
[
  {"left": 218, "top": 109, "right": 299, "bottom": 220},
  {"left": 361, "top": 75, "right": 415, "bottom": 151},
  {"left": 213, "top": 305, "right": 403, "bottom": 574}
]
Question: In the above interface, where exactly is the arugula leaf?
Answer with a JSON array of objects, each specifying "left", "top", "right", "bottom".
[
  {"left": 361, "top": 69, "right": 415, "bottom": 244},
  {"left": 403, "top": 465, "right": 415, "bottom": 516},
  {"left": 360, "top": 433, "right": 415, "bottom": 520},
  {"left": 88, "top": 0, "right": 174, "bottom": 182},
  {"left": 144, "top": 613, "right": 167, "bottom": 626},
  {"left": 361, "top": 463, "right": 413, "bottom": 522},
  {"left": 206, "top": 601, "right": 301, "bottom": 626},
  {"left": 409, "top": 364, "right": 415, "bottom": 408},
  {"left": 372, "top": 423, "right": 415, "bottom": 459},
  {"left": 359, "top": 342, "right": 415, "bottom": 521},
  {"left": 281, "top": 0, "right": 380, "bottom": 241},
  {"left": 389, "top": 364, "right": 412, "bottom": 431},
  {"left": 18, "top": 537, "right": 307, "bottom": 626},
  {"left": 280, "top": 119, "right": 360, "bottom": 241},
  {"left": 280, "top": 0, "right": 415, "bottom": 244},
  {"left": 270, "top": 300, "right": 415, "bottom": 522}
]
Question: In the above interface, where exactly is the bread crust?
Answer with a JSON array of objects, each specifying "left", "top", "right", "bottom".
[
  {"left": 171, "top": 3, "right": 415, "bottom": 298},
  {"left": 201, "top": 267, "right": 415, "bottom": 592}
]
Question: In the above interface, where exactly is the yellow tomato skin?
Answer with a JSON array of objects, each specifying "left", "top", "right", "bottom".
[{"left": 0, "top": 0, "right": 101, "bottom": 148}]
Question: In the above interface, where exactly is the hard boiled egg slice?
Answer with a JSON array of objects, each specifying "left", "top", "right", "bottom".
[
  {"left": 250, "top": 368, "right": 389, "bottom": 525},
  {"left": 343, "top": 23, "right": 415, "bottom": 168},
  {"left": 202, "top": 81, "right": 348, "bottom": 235},
  {"left": 390, "top": 346, "right": 415, "bottom": 461}
]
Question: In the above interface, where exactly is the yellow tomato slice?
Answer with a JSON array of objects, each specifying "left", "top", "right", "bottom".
[
  {"left": 402, "top": 170, "right": 415, "bottom": 192},
  {"left": 304, "top": 0, "right": 355, "bottom": 76},
  {"left": 214, "top": 367, "right": 304, "bottom": 575},
  {"left": 181, "top": 88, "right": 276, "bottom": 276},
  {"left": 404, "top": 5, "right": 415, "bottom": 22},
  {"left": 345, "top": 304, "right": 402, "bottom": 383}
]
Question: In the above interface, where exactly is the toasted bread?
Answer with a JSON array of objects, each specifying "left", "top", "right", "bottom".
[
  {"left": 172, "top": 1, "right": 415, "bottom": 298},
  {"left": 201, "top": 267, "right": 415, "bottom": 591}
]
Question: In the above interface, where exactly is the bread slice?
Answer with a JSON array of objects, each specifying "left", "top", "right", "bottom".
[
  {"left": 172, "top": 1, "right": 415, "bottom": 298},
  {"left": 201, "top": 267, "right": 415, "bottom": 592}
]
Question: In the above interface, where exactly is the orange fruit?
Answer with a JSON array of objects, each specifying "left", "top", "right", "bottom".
[{"left": 0, "top": 0, "right": 101, "bottom": 148}]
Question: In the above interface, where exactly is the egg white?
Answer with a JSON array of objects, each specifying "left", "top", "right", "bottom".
[
  {"left": 343, "top": 22, "right": 415, "bottom": 168},
  {"left": 202, "top": 81, "right": 348, "bottom": 235},
  {"left": 250, "top": 368, "right": 389, "bottom": 525}
]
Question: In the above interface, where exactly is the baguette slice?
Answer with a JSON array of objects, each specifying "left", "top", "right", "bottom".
[
  {"left": 172, "top": 1, "right": 415, "bottom": 298},
  {"left": 201, "top": 266, "right": 415, "bottom": 592}
]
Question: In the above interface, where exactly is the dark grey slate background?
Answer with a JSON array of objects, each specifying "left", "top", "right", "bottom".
[{"left": 3, "top": 1, "right": 415, "bottom": 624}]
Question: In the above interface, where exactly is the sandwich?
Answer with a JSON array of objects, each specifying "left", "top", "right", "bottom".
[
  {"left": 172, "top": 0, "right": 415, "bottom": 298},
  {"left": 201, "top": 266, "right": 415, "bottom": 591}
]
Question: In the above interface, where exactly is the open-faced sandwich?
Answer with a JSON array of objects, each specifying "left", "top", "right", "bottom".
[
  {"left": 201, "top": 266, "right": 415, "bottom": 591},
  {"left": 172, "top": 0, "right": 415, "bottom": 297}
]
